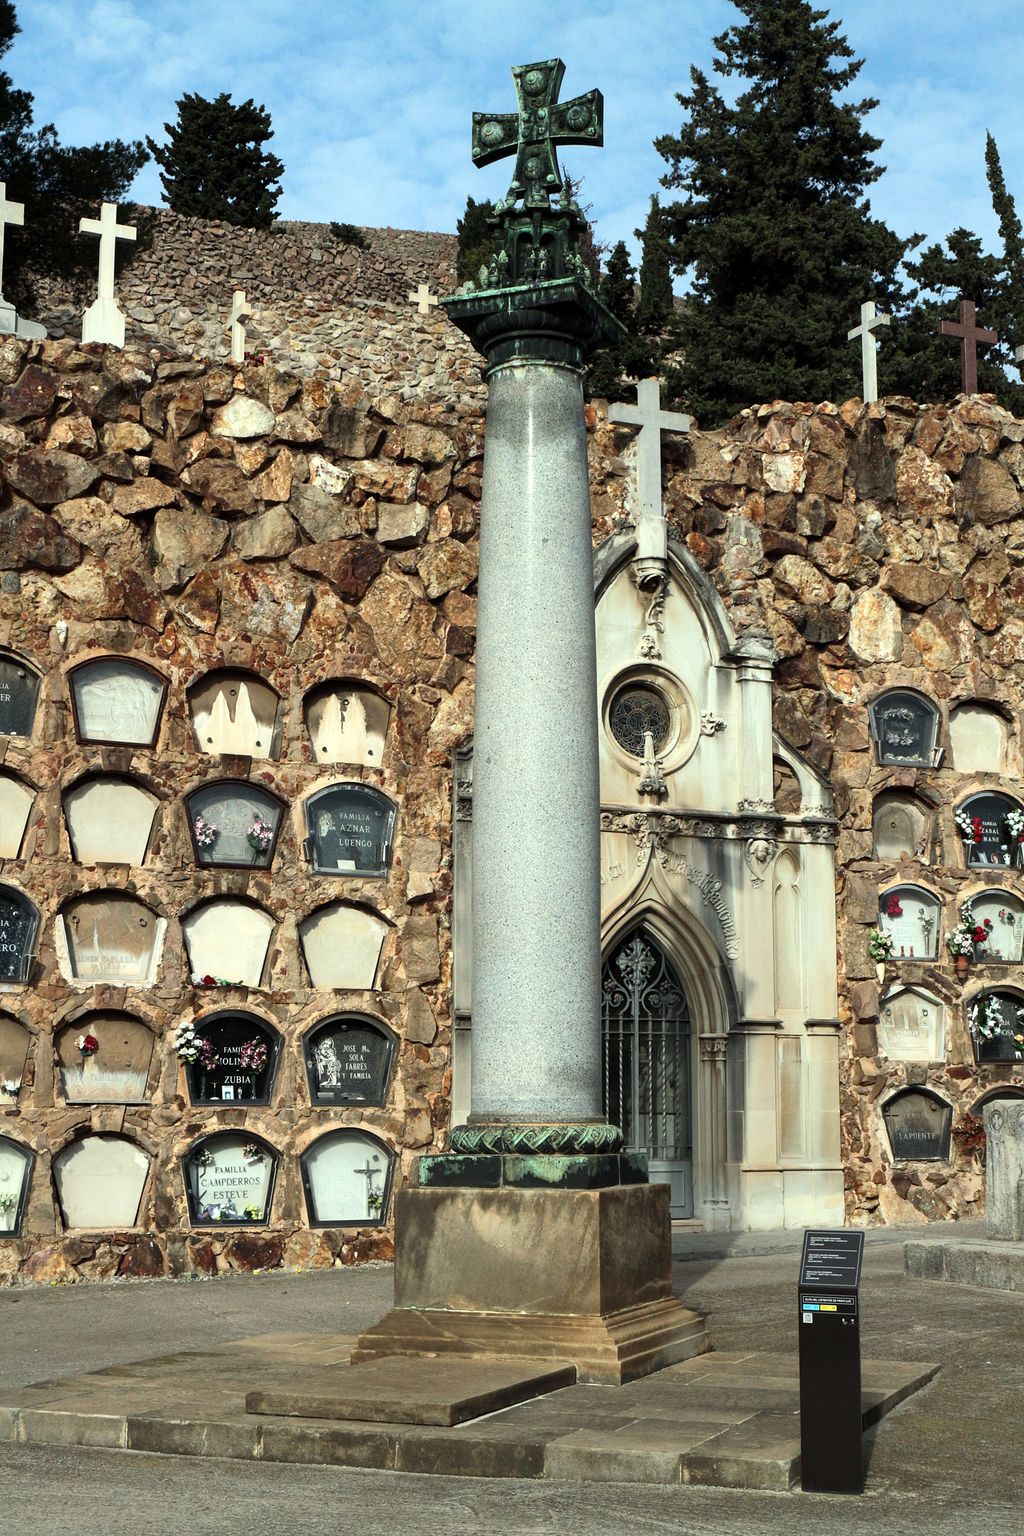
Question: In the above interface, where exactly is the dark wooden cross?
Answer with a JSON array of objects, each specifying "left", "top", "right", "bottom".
[
  {"left": 939, "top": 299, "right": 998, "bottom": 395},
  {"left": 471, "top": 58, "right": 603, "bottom": 208}
]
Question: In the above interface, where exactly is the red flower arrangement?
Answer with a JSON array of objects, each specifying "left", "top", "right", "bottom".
[
  {"left": 885, "top": 895, "right": 903, "bottom": 918},
  {"left": 75, "top": 1033, "right": 99, "bottom": 1056}
]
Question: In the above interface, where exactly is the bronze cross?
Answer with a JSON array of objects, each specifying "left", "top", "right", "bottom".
[
  {"left": 939, "top": 299, "right": 998, "bottom": 395},
  {"left": 471, "top": 58, "right": 603, "bottom": 209}
]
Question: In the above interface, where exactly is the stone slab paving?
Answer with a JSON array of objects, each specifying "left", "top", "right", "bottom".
[{"left": 0, "top": 1332, "right": 937, "bottom": 1490}]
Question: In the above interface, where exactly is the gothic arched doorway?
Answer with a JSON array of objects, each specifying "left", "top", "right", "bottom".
[{"left": 601, "top": 930, "right": 693, "bottom": 1217}]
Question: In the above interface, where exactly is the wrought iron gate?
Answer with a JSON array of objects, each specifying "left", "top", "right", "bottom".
[{"left": 601, "top": 931, "right": 693, "bottom": 1218}]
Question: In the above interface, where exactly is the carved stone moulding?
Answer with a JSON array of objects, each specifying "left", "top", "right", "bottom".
[{"left": 449, "top": 1121, "right": 624, "bottom": 1156}]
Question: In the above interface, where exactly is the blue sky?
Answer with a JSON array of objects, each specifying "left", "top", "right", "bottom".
[{"left": 9, "top": 0, "right": 1024, "bottom": 279}]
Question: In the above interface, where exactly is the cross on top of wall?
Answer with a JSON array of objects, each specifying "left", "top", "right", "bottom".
[
  {"left": 608, "top": 377, "right": 691, "bottom": 519},
  {"left": 78, "top": 201, "right": 136, "bottom": 348},
  {"left": 939, "top": 299, "right": 998, "bottom": 396},
  {"left": 847, "top": 301, "right": 890, "bottom": 403}
]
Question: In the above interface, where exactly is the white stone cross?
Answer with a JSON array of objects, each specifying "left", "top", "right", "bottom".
[
  {"left": 79, "top": 201, "right": 137, "bottom": 347},
  {"left": 848, "top": 301, "right": 890, "bottom": 404},
  {"left": 226, "top": 289, "right": 253, "bottom": 365},
  {"left": 608, "top": 377, "right": 691, "bottom": 519},
  {"left": 408, "top": 282, "right": 438, "bottom": 317},
  {"left": 0, "top": 182, "right": 24, "bottom": 331}
]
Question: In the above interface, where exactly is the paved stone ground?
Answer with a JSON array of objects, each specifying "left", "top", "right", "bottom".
[{"left": 0, "top": 1228, "right": 1020, "bottom": 1534}]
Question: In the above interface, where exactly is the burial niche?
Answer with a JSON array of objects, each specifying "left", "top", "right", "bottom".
[
  {"left": 298, "top": 903, "right": 388, "bottom": 989},
  {"left": 0, "top": 1014, "right": 30, "bottom": 1102},
  {"left": 878, "top": 884, "right": 941, "bottom": 961},
  {"left": 69, "top": 657, "right": 167, "bottom": 747},
  {"left": 304, "top": 681, "right": 391, "bottom": 766},
  {"left": 0, "top": 886, "right": 39, "bottom": 983},
  {"left": 55, "top": 1013, "right": 153, "bottom": 1103},
  {"left": 57, "top": 893, "right": 165, "bottom": 987},
  {"left": 0, "top": 772, "right": 33, "bottom": 859},
  {"left": 186, "top": 781, "right": 283, "bottom": 869},
  {"left": 0, "top": 1135, "right": 32, "bottom": 1234},
  {"left": 188, "top": 671, "right": 281, "bottom": 761},
  {"left": 53, "top": 1134, "right": 149, "bottom": 1228},
  {"left": 967, "top": 990, "right": 1024, "bottom": 1064},
  {"left": 882, "top": 1089, "right": 952, "bottom": 1162},
  {"left": 305, "top": 784, "right": 396, "bottom": 878},
  {"left": 183, "top": 1132, "right": 278, "bottom": 1225},
  {"left": 182, "top": 900, "right": 275, "bottom": 989},
  {"left": 0, "top": 653, "right": 40, "bottom": 739},
  {"left": 949, "top": 702, "right": 1010, "bottom": 775},
  {"left": 869, "top": 690, "right": 941, "bottom": 768},
  {"left": 300, "top": 1130, "right": 395, "bottom": 1226},
  {"left": 303, "top": 1015, "right": 396, "bottom": 1106},
  {"left": 878, "top": 987, "right": 946, "bottom": 1062},
  {"left": 62, "top": 776, "right": 159, "bottom": 866},
  {"left": 955, "top": 792, "right": 1024, "bottom": 868},
  {"left": 872, "top": 791, "right": 931, "bottom": 862},
  {"left": 964, "top": 891, "right": 1024, "bottom": 963},
  {"left": 175, "top": 1011, "right": 279, "bottom": 1104}
]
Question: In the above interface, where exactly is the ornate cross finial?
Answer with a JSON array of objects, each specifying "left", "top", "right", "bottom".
[
  {"left": 939, "top": 298, "right": 998, "bottom": 395},
  {"left": 847, "top": 301, "right": 890, "bottom": 403},
  {"left": 472, "top": 58, "right": 603, "bottom": 209}
]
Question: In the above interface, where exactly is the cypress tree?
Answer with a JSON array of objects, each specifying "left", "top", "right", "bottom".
[
  {"left": 985, "top": 131, "right": 1024, "bottom": 347},
  {"left": 147, "top": 93, "right": 283, "bottom": 228},
  {"left": 655, "top": 0, "right": 913, "bottom": 424},
  {"left": 455, "top": 196, "right": 495, "bottom": 281},
  {"left": 635, "top": 195, "right": 674, "bottom": 335},
  {"left": 587, "top": 240, "right": 638, "bottom": 400}
]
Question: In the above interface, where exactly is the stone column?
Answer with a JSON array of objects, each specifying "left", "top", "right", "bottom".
[{"left": 984, "top": 1101, "right": 1024, "bottom": 1240}]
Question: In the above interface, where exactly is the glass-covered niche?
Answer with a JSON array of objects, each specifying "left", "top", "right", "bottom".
[
  {"left": 304, "top": 682, "right": 391, "bottom": 767},
  {"left": 69, "top": 658, "right": 167, "bottom": 747},
  {"left": 967, "top": 990, "right": 1024, "bottom": 1064},
  {"left": 303, "top": 1015, "right": 396, "bottom": 1106},
  {"left": 300, "top": 1130, "right": 395, "bottom": 1227},
  {"left": 55, "top": 1013, "right": 153, "bottom": 1103},
  {"left": 877, "top": 884, "right": 941, "bottom": 961},
  {"left": 964, "top": 891, "right": 1024, "bottom": 963},
  {"left": 182, "top": 900, "right": 275, "bottom": 990},
  {"left": 872, "top": 791, "right": 931, "bottom": 863},
  {"left": 57, "top": 893, "right": 165, "bottom": 988},
  {"left": 62, "top": 776, "right": 159, "bottom": 866},
  {"left": 298, "top": 903, "right": 388, "bottom": 989},
  {"left": 869, "top": 690, "right": 941, "bottom": 768},
  {"left": 0, "top": 653, "right": 40, "bottom": 740},
  {"left": 305, "top": 784, "right": 396, "bottom": 878},
  {"left": 955, "top": 792, "right": 1024, "bottom": 868},
  {"left": 183, "top": 1133, "right": 278, "bottom": 1226},
  {"left": 0, "top": 771, "right": 34, "bottom": 859},
  {"left": 0, "top": 1135, "right": 33, "bottom": 1234},
  {"left": 188, "top": 671, "right": 281, "bottom": 761},
  {"left": 53, "top": 1134, "right": 149, "bottom": 1229},
  {"left": 0, "top": 1014, "right": 29, "bottom": 1102},
  {"left": 878, "top": 987, "right": 945, "bottom": 1062},
  {"left": 882, "top": 1089, "right": 952, "bottom": 1162},
  {"left": 0, "top": 885, "right": 39, "bottom": 983},
  {"left": 949, "top": 702, "right": 1009, "bottom": 775},
  {"left": 186, "top": 782, "right": 283, "bottom": 869},
  {"left": 178, "top": 1011, "right": 279, "bottom": 1104}
]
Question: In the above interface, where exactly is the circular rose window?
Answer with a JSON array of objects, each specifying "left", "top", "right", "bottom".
[{"left": 609, "top": 687, "right": 671, "bottom": 759}]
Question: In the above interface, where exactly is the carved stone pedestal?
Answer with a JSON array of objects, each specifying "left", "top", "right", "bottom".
[{"left": 352, "top": 1182, "right": 708, "bottom": 1385}]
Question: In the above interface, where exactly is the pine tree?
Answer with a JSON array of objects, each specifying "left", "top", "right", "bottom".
[
  {"left": 0, "top": 1, "right": 148, "bottom": 312},
  {"left": 455, "top": 196, "right": 495, "bottom": 281},
  {"left": 655, "top": 0, "right": 914, "bottom": 424},
  {"left": 147, "top": 93, "right": 283, "bottom": 229}
]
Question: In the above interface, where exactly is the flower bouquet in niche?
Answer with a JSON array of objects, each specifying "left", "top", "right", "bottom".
[
  {"left": 192, "top": 813, "right": 219, "bottom": 856},
  {"left": 0, "top": 1190, "right": 16, "bottom": 1230},
  {"left": 1002, "top": 808, "right": 1024, "bottom": 866},
  {"left": 967, "top": 992, "right": 1022, "bottom": 1060},
  {"left": 954, "top": 808, "right": 984, "bottom": 848},
  {"left": 946, "top": 900, "right": 991, "bottom": 976},
  {"left": 246, "top": 817, "right": 274, "bottom": 865},
  {"left": 868, "top": 928, "right": 894, "bottom": 980}
]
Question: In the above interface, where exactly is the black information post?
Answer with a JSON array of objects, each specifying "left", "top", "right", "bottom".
[{"left": 798, "top": 1229, "right": 865, "bottom": 1494}]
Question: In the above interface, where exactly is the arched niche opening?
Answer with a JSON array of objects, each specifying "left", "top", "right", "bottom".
[
  {"left": 183, "top": 1131, "right": 278, "bottom": 1226},
  {"left": 300, "top": 1129, "right": 396, "bottom": 1227},
  {"left": 303, "top": 1014, "right": 396, "bottom": 1106},
  {"left": 963, "top": 890, "right": 1024, "bottom": 964},
  {"left": 53, "top": 1134, "right": 149, "bottom": 1229},
  {"left": 0, "top": 885, "right": 39, "bottom": 983},
  {"left": 882, "top": 1088, "right": 952, "bottom": 1162},
  {"left": 0, "top": 1014, "right": 29, "bottom": 1102},
  {"left": 0, "top": 1134, "right": 33, "bottom": 1234},
  {"left": 878, "top": 987, "right": 945, "bottom": 1062},
  {"left": 56, "top": 892, "right": 165, "bottom": 988},
  {"left": 0, "top": 771, "right": 34, "bottom": 859},
  {"left": 185, "top": 781, "right": 284, "bottom": 870},
  {"left": 298, "top": 902, "right": 388, "bottom": 989},
  {"left": 0, "top": 652, "right": 40, "bottom": 740},
  {"left": 304, "top": 681, "right": 391, "bottom": 767},
  {"left": 872, "top": 791, "right": 932, "bottom": 862},
  {"left": 62, "top": 775, "right": 159, "bottom": 866},
  {"left": 174, "top": 1010, "right": 280, "bottom": 1105},
  {"left": 949, "top": 701, "right": 1010, "bottom": 776},
  {"left": 188, "top": 670, "right": 282, "bottom": 761},
  {"left": 304, "top": 784, "right": 396, "bottom": 878},
  {"left": 971, "top": 1086, "right": 1024, "bottom": 1116},
  {"left": 54, "top": 1012, "right": 154, "bottom": 1103},
  {"left": 182, "top": 899, "right": 275, "bottom": 989},
  {"left": 868, "top": 689, "right": 941, "bottom": 768},
  {"left": 955, "top": 791, "right": 1024, "bottom": 869},
  {"left": 69, "top": 657, "right": 167, "bottom": 747},
  {"left": 966, "top": 988, "right": 1024, "bottom": 1064},
  {"left": 773, "top": 756, "right": 802, "bottom": 815},
  {"left": 878, "top": 884, "right": 941, "bottom": 961}
]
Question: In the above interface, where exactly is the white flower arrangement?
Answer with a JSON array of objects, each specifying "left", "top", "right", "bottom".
[
  {"left": 170, "top": 1020, "right": 200, "bottom": 1064},
  {"left": 968, "top": 993, "right": 1006, "bottom": 1041},
  {"left": 868, "top": 928, "right": 895, "bottom": 962},
  {"left": 0, "top": 1078, "right": 21, "bottom": 1097}
]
